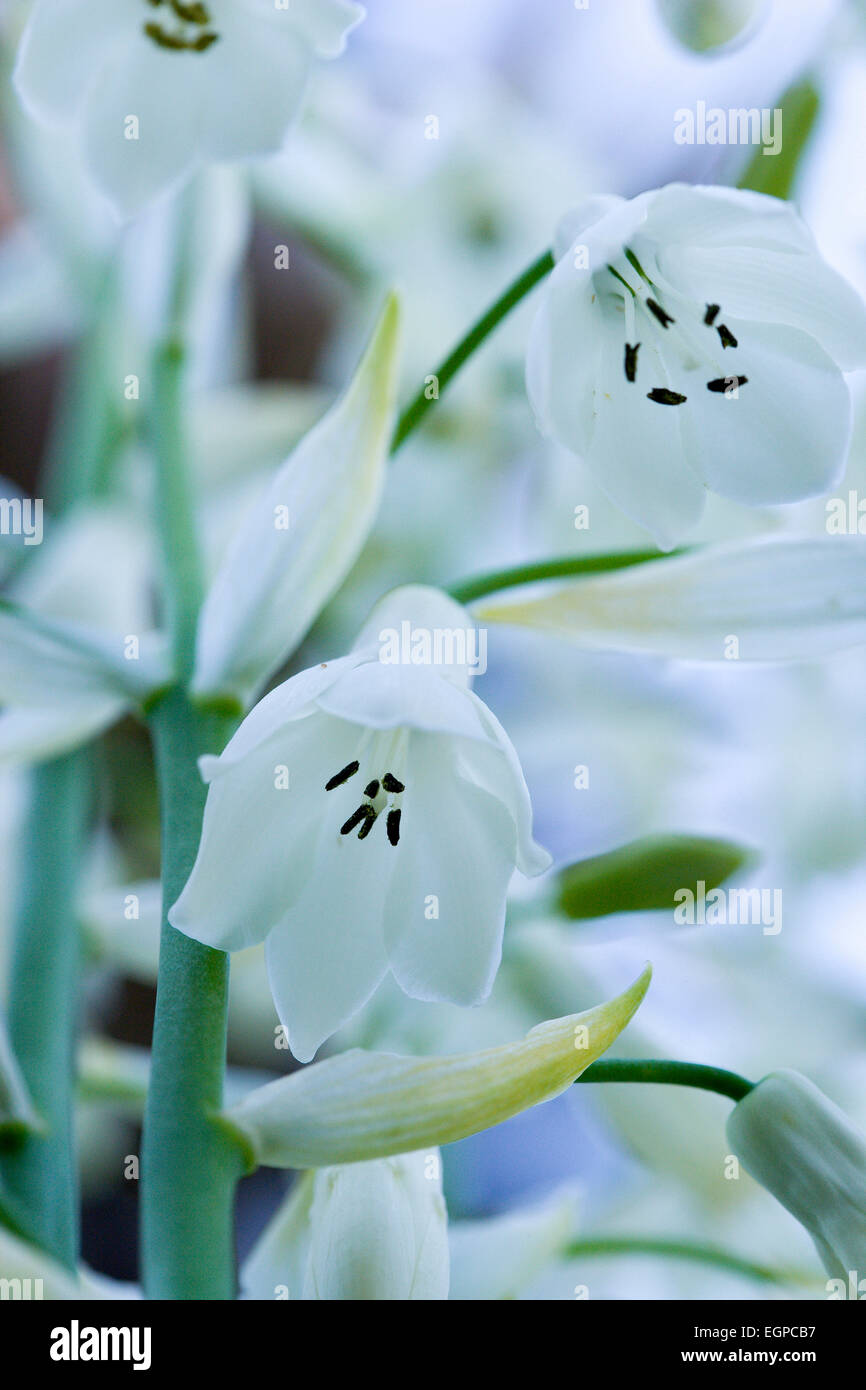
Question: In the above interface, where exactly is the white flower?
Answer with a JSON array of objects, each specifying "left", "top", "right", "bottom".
[
  {"left": 192, "top": 294, "right": 401, "bottom": 705},
  {"left": 0, "top": 503, "right": 168, "bottom": 765},
  {"left": 242, "top": 1151, "right": 449, "bottom": 1300},
  {"left": 224, "top": 966, "right": 652, "bottom": 1166},
  {"left": 13, "top": 0, "right": 366, "bottom": 219},
  {"left": 476, "top": 537, "right": 866, "bottom": 661},
  {"left": 526, "top": 183, "right": 866, "bottom": 548},
  {"left": 170, "top": 585, "right": 551, "bottom": 1061},
  {"left": 726, "top": 1069, "right": 866, "bottom": 1280}
]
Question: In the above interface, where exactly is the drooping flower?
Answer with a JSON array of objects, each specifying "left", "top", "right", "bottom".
[
  {"left": 726, "top": 1069, "right": 866, "bottom": 1280},
  {"left": 13, "top": 0, "right": 366, "bottom": 218},
  {"left": 170, "top": 586, "right": 551, "bottom": 1061},
  {"left": 526, "top": 183, "right": 866, "bottom": 547},
  {"left": 242, "top": 1151, "right": 449, "bottom": 1301},
  {"left": 476, "top": 538, "right": 866, "bottom": 660}
]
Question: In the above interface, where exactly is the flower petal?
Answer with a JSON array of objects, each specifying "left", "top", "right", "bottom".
[
  {"left": 192, "top": 297, "right": 400, "bottom": 704},
  {"left": 304, "top": 1151, "right": 448, "bottom": 1300},
  {"left": 583, "top": 313, "right": 708, "bottom": 550},
  {"left": 476, "top": 538, "right": 866, "bottom": 661},
  {"left": 0, "top": 702, "right": 125, "bottom": 768},
  {"left": 354, "top": 585, "right": 481, "bottom": 689},
  {"left": 80, "top": 41, "right": 204, "bottom": 219},
  {"left": 726, "top": 1070, "right": 866, "bottom": 1280},
  {"left": 240, "top": 0, "right": 366, "bottom": 58},
  {"left": 224, "top": 966, "right": 652, "bottom": 1168},
  {"left": 170, "top": 710, "right": 365, "bottom": 954},
  {"left": 197, "top": 16, "right": 310, "bottom": 162},
  {"left": 315, "top": 661, "right": 491, "bottom": 740},
  {"left": 667, "top": 241, "right": 866, "bottom": 370},
  {"left": 13, "top": 0, "right": 136, "bottom": 125},
  {"left": 383, "top": 733, "right": 517, "bottom": 1007},
  {"left": 264, "top": 808, "right": 394, "bottom": 1061},
  {"left": 678, "top": 320, "right": 851, "bottom": 505},
  {"left": 199, "top": 653, "right": 364, "bottom": 778}
]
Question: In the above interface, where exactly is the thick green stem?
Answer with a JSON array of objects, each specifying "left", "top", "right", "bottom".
[
  {"left": 562, "top": 1236, "right": 800, "bottom": 1287},
  {"left": 0, "top": 750, "right": 91, "bottom": 1267},
  {"left": 391, "top": 248, "right": 554, "bottom": 453},
  {"left": 448, "top": 548, "right": 688, "bottom": 606},
  {"left": 576, "top": 1058, "right": 754, "bottom": 1103},
  {"left": 141, "top": 687, "right": 247, "bottom": 1299}
]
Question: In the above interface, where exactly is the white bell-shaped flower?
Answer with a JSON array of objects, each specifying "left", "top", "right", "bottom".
[
  {"left": 726, "top": 1069, "right": 866, "bottom": 1281},
  {"left": 242, "top": 1150, "right": 449, "bottom": 1301},
  {"left": 526, "top": 183, "right": 866, "bottom": 547},
  {"left": 170, "top": 586, "right": 551, "bottom": 1060},
  {"left": 13, "top": 0, "right": 365, "bottom": 218}
]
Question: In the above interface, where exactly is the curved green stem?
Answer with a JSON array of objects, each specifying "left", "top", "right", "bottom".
[
  {"left": 0, "top": 750, "right": 91, "bottom": 1267},
  {"left": 141, "top": 688, "right": 247, "bottom": 1299},
  {"left": 391, "top": 248, "right": 554, "bottom": 453},
  {"left": 576, "top": 1058, "right": 754, "bottom": 1103},
  {"left": 562, "top": 1236, "right": 802, "bottom": 1287},
  {"left": 448, "top": 548, "right": 687, "bottom": 606}
]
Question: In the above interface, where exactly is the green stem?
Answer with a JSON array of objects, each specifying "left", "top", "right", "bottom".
[
  {"left": 391, "top": 248, "right": 554, "bottom": 453},
  {"left": 448, "top": 548, "right": 687, "bottom": 606},
  {"left": 576, "top": 1059, "right": 754, "bottom": 1103},
  {"left": 0, "top": 750, "right": 91, "bottom": 1267},
  {"left": 562, "top": 1237, "right": 800, "bottom": 1287},
  {"left": 148, "top": 339, "right": 204, "bottom": 683},
  {"left": 141, "top": 687, "right": 247, "bottom": 1299},
  {"left": 44, "top": 265, "right": 127, "bottom": 511}
]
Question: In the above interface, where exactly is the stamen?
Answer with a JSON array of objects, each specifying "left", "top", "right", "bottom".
[
  {"left": 325, "top": 761, "right": 360, "bottom": 791},
  {"left": 707, "top": 376, "right": 748, "bottom": 392},
  {"left": 387, "top": 809, "right": 402, "bottom": 846},
  {"left": 647, "top": 299, "right": 675, "bottom": 328},
  {"left": 142, "top": 0, "right": 219, "bottom": 51},
  {"left": 144, "top": 22, "right": 188, "bottom": 48},
  {"left": 647, "top": 388, "right": 687, "bottom": 405},
  {"left": 357, "top": 807, "right": 379, "bottom": 840},
  {"left": 171, "top": 0, "right": 210, "bottom": 20},
  {"left": 704, "top": 304, "right": 720, "bottom": 326},
  {"left": 624, "top": 342, "right": 640, "bottom": 383},
  {"left": 382, "top": 772, "right": 405, "bottom": 793},
  {"left": 624, "top": 249, "right": 653, "bottom": 286},
  {"left": 340, "top": 804, "right": 376, "bottom": 837},
  {"left": 716, "top": 324, "right": 738, "bottom": 349},
  {"left": 608, "top": 265, "right": 637, "bottom": 298},
  {"left": 364, "top": 779, "right": 380, "bottom": 798}
]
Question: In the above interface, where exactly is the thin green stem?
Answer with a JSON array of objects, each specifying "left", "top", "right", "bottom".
[
  {"left": 44, "top": 264, "right": 128, "bottom": 511},
  {"left": 448, "top": 549, "right": 686, "bottom": 606},
  {"left": 562, "top": 1236, "right": 802, "bottom": 1287},
  {"left": 0, "top": 750, "right": 91, "bottom": 1267},
  {"left": 141, "top": 687, "right": 248, "bottom": 1299},
  {"left": 576, "top": 1059, "right": 754, "bottom": 1103},
  {"left": 391, "top": 248, "right": 555, "bottom": 453}
]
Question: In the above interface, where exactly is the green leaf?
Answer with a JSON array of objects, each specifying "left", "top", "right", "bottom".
[
  {"left": 557, "top": 834, "right": 757, "bottom": 920},
  {"left": 738, "top": 79, "right": 820, "bottom": 202}
]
